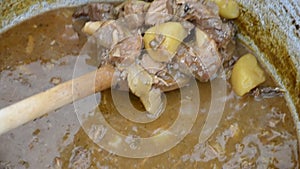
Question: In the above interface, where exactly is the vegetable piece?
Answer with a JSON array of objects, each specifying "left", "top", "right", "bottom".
[
  {"left": 140, "top": 88, "right": 164, "bottom": 115},
  {"left": 82, "top": 21, "right": 103, "bottom": 35},
  {"left": 210, "top": 0, "right": 240, "bottom": 19},
  {"left": 127, "top": 64, "right": 164, "bottom": 114},
  {"left": 127, "top": 64, "right": 153, "bottom": 97},
  {"left": 143, "top": 22, "right": 187, "bottom": 62},
  {"left": 230, "top": 53, "right": 266, "bottom": 96}
]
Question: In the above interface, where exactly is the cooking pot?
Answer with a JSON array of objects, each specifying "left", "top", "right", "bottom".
[{"left": 0, "top": 0, "right": 299, "bottom": 168}]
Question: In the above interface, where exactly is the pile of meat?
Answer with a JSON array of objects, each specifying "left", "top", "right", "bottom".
[{"left": 73, "top": 0, "right": 237, "bottom": 115}]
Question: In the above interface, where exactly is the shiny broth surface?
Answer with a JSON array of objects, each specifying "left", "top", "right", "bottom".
[{"left": 0, "top": 8, "right": 298, "bottom": 169}]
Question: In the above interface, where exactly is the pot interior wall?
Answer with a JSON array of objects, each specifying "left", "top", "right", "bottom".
[{"left": 234, "top": 0, "right": 300, "bottom": 144}]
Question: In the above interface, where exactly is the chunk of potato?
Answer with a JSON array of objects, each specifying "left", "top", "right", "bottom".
[
  {"left": 127, "top": 64, "right": 153, "bottom": 98},
  {"left": 140, "top": 88, "right": 164, "bottom": 115},
  {"left": 144, "top": 22, "right": 187, "bottom": 62},
  {"left": 82, "top": 21, "right": 103, "bottom": 35},
  {"left": 127, "top": 64, "right": 164, "bottom": 114},
  {"left": 210, "top": 0, "right": 240, "bottom": 19},
  {"left": 230, "top": 54, "right": 266, "bottom": 96}
]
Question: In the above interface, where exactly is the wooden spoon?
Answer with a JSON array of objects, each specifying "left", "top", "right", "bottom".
[
  {"left": 0, "top": 64, "right": 191, "bottom": 135},
  {"left": 0, "top": 65, "right": 114, "bottom": 135}
]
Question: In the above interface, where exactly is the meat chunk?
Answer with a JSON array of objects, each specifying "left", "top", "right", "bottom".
[
  {"left": 120, "top": 0, "right": 150, "bottom": 29},
  {"left": 109, "top": 33, "right": 143, "bottom": 63},
  {"left": 92, "top": 20, "right": 129, "bottom": 49},
  {"left": 140, "top": 54, "right": 166, "bottom": 75},
  {"left": 145, "top": 0, "right": 173, "bottom": 25},
  {"left": 73, "top": 3, "right": 117, "bottom": 21},
  {"left": 175, "top": 28, "right": 222, "bottom": 82},
  {"left": 175, "top": 0, "right": 235, "bottom": 48}
]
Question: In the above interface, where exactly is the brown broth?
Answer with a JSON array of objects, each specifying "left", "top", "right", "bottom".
[{"left": 0, "top": 8, "right": 298, "bottom": 169}]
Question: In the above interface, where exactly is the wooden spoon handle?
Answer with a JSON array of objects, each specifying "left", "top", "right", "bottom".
[{"left": 0, "top": 65, "right": 114, "bottom": 135}]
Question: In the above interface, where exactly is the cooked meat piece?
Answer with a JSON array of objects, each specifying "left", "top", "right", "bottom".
[
  {"left": 92, "top": 20, "right": 130, "bottom": 49},
  {"left": 251, "top": 87, "right": 285, "bottom": 99},
  {"left": 140, "top": 54, "right": 166, "bottom": 74},
  {"left": 109, "top": 33, "right": 143, "bottom": 63},
  {"left": 175, "top": 0, "right": 235, "bottom": 48},
  {"left": 81, "top": 20, "right": 134, "bottom": 67},
  {"left": 120, "top": 0, "right": 150, "bottom": 29},
  {"left": 145, "top": 0, "right": 173, "bottom": 25},
  {"left": 73, "top": 3, "right": 117, "bottom": 21},
  {"left": 220, "top": 38, "right": 237, "bottom": 62},
  {"left": 124, "top": 0, "right": 150, "bottom": 14},
  {"left": 153, "top": 68, "right": 191, "bottom": 91},
  {"left": 174, "top": 28, "right": 221, "bottom": 82}
]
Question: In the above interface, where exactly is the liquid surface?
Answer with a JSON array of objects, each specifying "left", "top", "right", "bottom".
[{"left": 0, "top": 8, "right": 298, "bottom": 169}]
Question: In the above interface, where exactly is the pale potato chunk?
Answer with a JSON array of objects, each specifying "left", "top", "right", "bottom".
[
  {"left": 140, "top": 88, "right": 164, "bottom": 115},
  {"left": 211, "top": 0, "right": 240, "bottom": 19},
  {"left": 230, "top": 54, "right": 266, "bottom": 96},
  {"left": 127, "top": 64, "right": 153, "bottom": 98},
  {"left": 144, "top": 22, "right": 187, "bottom": 62},
  {"left": 127, "top": 64, "right": 164, "bottom": 114},
  {"left": 82, "top": 21, "right": 103, "bottom": 35}
]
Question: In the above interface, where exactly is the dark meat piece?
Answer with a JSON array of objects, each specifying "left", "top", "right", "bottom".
[
  {"left": 123, "top": 0, "right": 149, "bottom": 16},
  {"left": 145, "top": 0, "right": 174, "bottom": 25},
  {"left": 92, "top": 20, "right": 130, "bottom": 49},
  {"left": 174, "top": 29, "right": 222, "bottom": 82},
  {"left": 115, "top": 0, "right": 150, "bottom": 30},
  {"left": 175, "top": 0, "right": 235, "bottom": 48},
  {"left": 109, "top": 33, "right": 143, "bottom": 64},
  {"left": 80, "top": 20, "right": 133, "bottom": 67},
  {"left": 73, "top": 3, "right": 117, "bottom": 21},
  {"left": 251, "top": 87, "right": 285, "bottom": 99},
  {"left": 220, "top": 38, "right": 237, "bottom": 62},
  {"left": 120, "top": 0, "right": 150, "bottom": 29}
]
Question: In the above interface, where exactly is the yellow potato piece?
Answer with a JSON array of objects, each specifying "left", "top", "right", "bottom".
[
  {"left": 230, "top": 54, "right": 266, "bottom": 96},
  {"left": 211, "top": 0, "right": 240, "bottom": 19},
  {"left": 82, "top": 21, "right": 103, "bottom": 35},
  {"left": 144, "top": 22, "right": 187, "bottom": 62},
  {"left": 127, "top": 64, "right": 153, "bottom": 98}
]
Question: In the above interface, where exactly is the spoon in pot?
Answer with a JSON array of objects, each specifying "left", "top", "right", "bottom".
[{"left": 0, "top": 63, "right": 190, "bottom": 135}]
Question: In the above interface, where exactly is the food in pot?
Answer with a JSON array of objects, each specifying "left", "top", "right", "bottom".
[
  {"left": 143, "top": 22, "right": 188, "bottom": 62},
  {"left": 209, "top": 0, "right": 240, "bottom": 19},
  {"left": 78, "top": 0, "right": 238, "bottom": 112},
  {"left": 231, "top": 53, "right": 266, "bottom": 96},
  {"left": 0, "top": 0, "right": 298, "bottom": 168}
]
